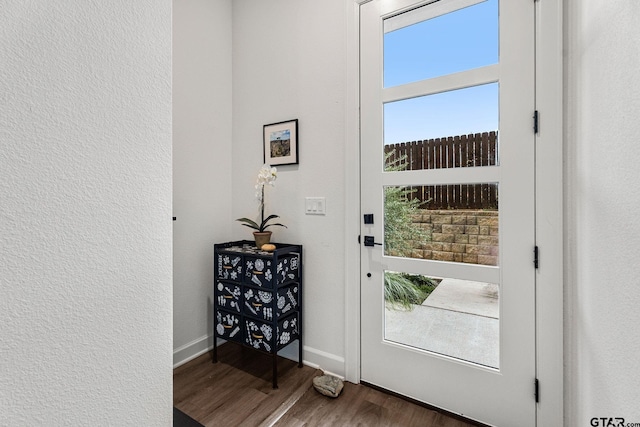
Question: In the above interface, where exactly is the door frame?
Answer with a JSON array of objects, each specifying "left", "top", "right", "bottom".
[{"left": 343, "top": 0, "right": 563, "bottom": 425}]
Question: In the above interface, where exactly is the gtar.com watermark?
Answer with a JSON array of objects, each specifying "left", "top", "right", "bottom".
[{"left": 590, "top": 418, "right": 640, "bottom": 427}]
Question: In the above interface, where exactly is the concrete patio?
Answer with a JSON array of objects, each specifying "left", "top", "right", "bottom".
[{"left": 384, "top": 278, "right": 499, "bottom": 368}]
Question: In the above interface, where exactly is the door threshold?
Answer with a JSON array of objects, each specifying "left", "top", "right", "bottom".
[{"left": 360, "top": 381, "right": 491, "bottom": 427}]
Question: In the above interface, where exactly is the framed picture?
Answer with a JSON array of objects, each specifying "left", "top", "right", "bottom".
[{"left": 263, "top": 119, "right": 298, "bottom": 166}]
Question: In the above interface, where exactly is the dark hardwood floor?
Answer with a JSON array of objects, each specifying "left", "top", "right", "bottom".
[{"left": 174, "top": 343, "right": 479, "bottom": 427}]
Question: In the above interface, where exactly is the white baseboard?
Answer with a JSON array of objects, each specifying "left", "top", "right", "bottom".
[
  {"left": 173, "top": 334, "right": 346, "bottom": 377},
  {"left": 277, "top": 342, "right": 346, "bottom": 378},
  {"left": 302, "top": 345, "right": 346, "bottom": 378},
  {"left": 173, "top": 334, "right": 214, "bottom": 368}
]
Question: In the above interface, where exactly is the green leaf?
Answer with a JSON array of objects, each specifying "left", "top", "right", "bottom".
[
  {"left": 235, "top": 217, "right": 260, "bottom": 230},
  {"left": 259, "top": 214, "right": 287, "bottom": 231},
  {"left": 263, "top": 222, "right": 287, "bottom": 230}
]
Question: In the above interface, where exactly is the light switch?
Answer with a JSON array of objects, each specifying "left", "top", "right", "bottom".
[{"left": 305, "top": 197, "right": 326, "bottom": 215}]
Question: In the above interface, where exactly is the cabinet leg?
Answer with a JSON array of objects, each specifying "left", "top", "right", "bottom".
[{"left": 212, "top": 338, "right": 218, "bottom": 363}]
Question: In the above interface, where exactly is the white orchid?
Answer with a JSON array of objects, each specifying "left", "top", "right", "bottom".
[
  {"left": 237, "top": 164, "right": 287, "bottom": 232},
  {"left": 255, "top": 164, "right": 278, "bottom": 202}
]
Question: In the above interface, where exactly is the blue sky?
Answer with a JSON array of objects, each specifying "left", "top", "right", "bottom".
[
  {"left": 383, "top": 0, "right": 498, "bottom": 145},
  {"left": 270, "top": 129, "right": 290, "bottom": 141}
]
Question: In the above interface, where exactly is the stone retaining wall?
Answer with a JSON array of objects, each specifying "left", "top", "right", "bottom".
[{"left": 410, "top": 209, "right": 499, "bottom": 266}]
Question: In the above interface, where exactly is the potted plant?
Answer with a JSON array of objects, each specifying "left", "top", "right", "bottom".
[{"left": 236, "top": 164, "right": 287, "bottom": 248}]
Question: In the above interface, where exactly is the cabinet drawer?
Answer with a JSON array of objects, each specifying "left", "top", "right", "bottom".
[
  {"left": 216, "top": 253, "right": 243, "bottom": 281},
  {"left": 244, "top": 253, "right": 300, "bottom": 288},
  {"left": 244, "top": 313, "right": 299, "bottom": 353},
  {"left": 215, "top": 281, "right": 242, "bottom": 314},
  {"left": 215, "top": 309, "right": 242, "bottom": 343},
  {"left": 243, "top": 283, "right": 299, "bottom": 321}
]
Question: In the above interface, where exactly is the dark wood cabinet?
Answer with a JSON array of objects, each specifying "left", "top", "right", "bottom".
[{"left": 213, "top": 241, "right": 303, "bottom": 388}]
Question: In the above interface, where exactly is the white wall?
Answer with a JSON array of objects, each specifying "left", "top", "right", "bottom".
[
  {"left": 173, "top": 0, "right": 233, "bottom": 365},
  {"left": 0, "top": 1, "right": 172, "bottom": 425},
  {"left": 231, "top": 0, "right": 348, "bottom": 373},
  {"left": 565, "top": 0, "right": 640, "bottom": 424}
]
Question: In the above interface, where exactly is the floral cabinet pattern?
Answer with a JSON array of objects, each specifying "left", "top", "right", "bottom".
[{"left": 213, "top": 241, "right": 303, "bottom": 388}]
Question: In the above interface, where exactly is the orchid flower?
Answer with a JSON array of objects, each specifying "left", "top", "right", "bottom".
[{"left": 236, "top": 164, "right": 287, "bottom": 232}]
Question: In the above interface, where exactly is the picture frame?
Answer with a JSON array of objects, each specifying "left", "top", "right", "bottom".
[{"left": 263, "top": 119, "right": 298, "bottom": 166}]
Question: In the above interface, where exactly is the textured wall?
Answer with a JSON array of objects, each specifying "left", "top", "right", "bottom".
[
  {"left": 0, "top": 1, "right": 173, "bottom": 425},
  {"left": 565, "top": 0, "right": 640, "bottom": 423},
  {"left": 172, "top": 0, "right": 233, "bottom": 365}
]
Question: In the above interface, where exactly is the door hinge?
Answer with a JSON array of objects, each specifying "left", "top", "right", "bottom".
[
  {"left": 533, "top": 110, "right": 539, "bottom": 134},
  {"left": 358, "top": 235, "right": 361, "bottom": 244},
  {"left": 534, "top": 378, "right": 540, "bottom": 403},
  {"left": 534, "top": 246, "right": 539, "bottom": 269}
]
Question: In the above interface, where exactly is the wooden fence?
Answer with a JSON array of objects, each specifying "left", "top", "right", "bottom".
[{"left": 384, "top": 131, "right": 499, "bottom": 210}]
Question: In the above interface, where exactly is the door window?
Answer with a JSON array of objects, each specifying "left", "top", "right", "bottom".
[{"left": 384, "top": 0, "right": 498, "bottom": 87}]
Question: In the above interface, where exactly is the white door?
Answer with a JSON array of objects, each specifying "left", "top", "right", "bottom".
[{"left": 360, "top": 0, "right": 536, "bottom": 425}]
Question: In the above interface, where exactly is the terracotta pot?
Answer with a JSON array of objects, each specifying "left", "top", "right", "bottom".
[{"left": 253, "top": 231, "right": 272, "bottom": 249}]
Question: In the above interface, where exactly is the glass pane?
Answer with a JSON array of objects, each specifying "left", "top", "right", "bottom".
[
  {"left": 384, "top": 272, "right": 499, "bottom": 368},
  {"left": 384, "top": 183, "right": 498, "bottom": 266},
  {"left": 383, "top": 0, "right": 498, "bottom": 87},
  {"left": 384, "top": 83, "right": 499, "bottom": 152}
]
